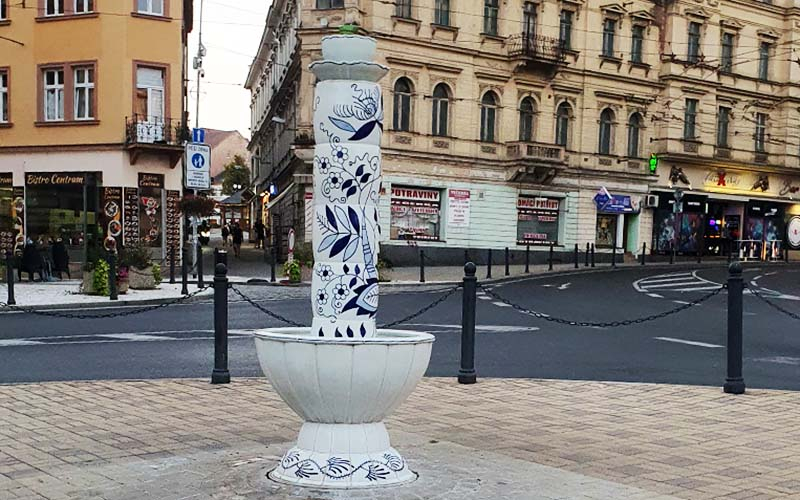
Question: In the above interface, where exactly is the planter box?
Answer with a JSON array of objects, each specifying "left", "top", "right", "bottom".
[
  {"left": 129, "top": 266, "right": 155, "bottom": 290},
  {"left": 300, "top": 266, "right": 313, "bottom": 283},
  {"left": 82, "top": 270, "right": 96, "bottom": 295},
  {"left": 118, "top": 280, "right": 129, "bottom": 295}
]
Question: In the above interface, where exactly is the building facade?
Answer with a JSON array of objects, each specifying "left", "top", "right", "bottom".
[
  {"left": 247, "top": 0, "right": 800, "bottom": 263},
  {"left": 0, "top": 0, "right": 192, "bottom": 266}
]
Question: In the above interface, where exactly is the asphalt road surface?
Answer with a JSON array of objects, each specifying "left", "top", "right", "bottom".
[{"left": 2, "top": 263, "right": 799, "bottom": 390}]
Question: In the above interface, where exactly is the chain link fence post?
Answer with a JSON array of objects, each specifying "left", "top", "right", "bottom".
[
  {"left": 724, "top": 262, "right": 746, "bottom": 395},
  {"left": 169, "top": 246, "right": 176, "bottom": 284},
  {"left": 271, "top": 245, "right": 277, "bottom": 283},
  {"left": 107, "top": 251, "right": 118, "bottom": 301},
  {"left": 196, "top": 241, "right": 204, "bottom": 289},
  {"left": 612, "top": 243, "right": 617, "bottom": 269},
  {"left": 591, "top": 243, "right": 595, "bottom": 268},
  {"left": 640, "top": 243, "right": 646, "bottom": 266},
  {"left": 585, "top": 242, "right": 589, "bottom": 267},
  {"left": 181, "top": 245, "right": 189, "bottom": 296},
  {"left": 5, "top": 250, "right": 15, "bottom": 305},
  {"left": 670, "top": 241, "right": 675, "bottom": 265},
  {"left": 212, "top": 260, "right": 231, "bottom": 385},
  {"left": 504, "top": 247, "right": 510, "bottom": 276},
  {"left": 525, "top": 244, "right": 530, "bottom": 273},
  {"left": 419, "top": 249, "right": 425, "bottom": 283},
  {"left": 459, "top": 263, "right": 477, "bottom": 385},
  {"left": 486, "top": 249, "right": 492, "bottom": 279},
  {"left": 548, "top": 243, "right": 554, "bottom": 271},
  {"left": 574, "top": 244, "right": 579, "bottom": 269}
]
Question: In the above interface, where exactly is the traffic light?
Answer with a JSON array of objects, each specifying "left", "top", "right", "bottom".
[{"left": 649, "top": 153, "right": 658, "bottom": 174}]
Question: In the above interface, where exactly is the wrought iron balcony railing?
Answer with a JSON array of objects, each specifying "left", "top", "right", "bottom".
[
  {"left": 507, "top": 141, "right": 565, "bottom": 162},
  {"left": 125, "top": 115, "right": 189, "bottom": 147},
  {"left": 507, "top": 34, "right": 566, "bottom": 64}
]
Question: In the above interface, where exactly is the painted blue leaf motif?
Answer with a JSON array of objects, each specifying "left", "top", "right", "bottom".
[
  {"left": 330, "top": 235, "right": 351, "bottom": 258},
  {"left": 326, "top": 206, "right": 338, "bottom": 230},
  {"left": 343, "top": 238, "right": 359, "bottom": 261},
  {"left": 343, "top": 264, "right": 350, "bottom": 274},
  {"left": 346, "top": 186, "right": 358, "bottom": 198},
  {"left": 366, "top": 463, "right": 390, "bottom": 481},
  {"left": 329, "top": 116, "right": 357, "bottom": 133},
  {"left": 360, "top": 173, "right": 371, "bottom": 183},
  {"left": 355, "top": 265, "right": 360, "bottom": 275},
  {"left": 334, "top": 328, "right": 343, "bottom": 338},
  {"left": 384, "top": 454, "right": 403, "bottom": 471},
  {"left": 318, "top": 328, "right": 324, "bottom": 337},
  {"left": 318, "top": 234, "right": 338, "bottom": 252},
  {"left": 295, "top": 461, "right": 319, "bottom": 479},
  {"left": 325, "top": 457, "right": 353, "bottom": 477},
  {"left": 349, "top": 277, "right": 357, "bottom": 287},
  {"left": 350, "top": 120, "right": 377, "bottom": 141},
  {"left": 334, "top": 206, "right": 350, "bottom": 231},
  {"left": 347, "top": 207, "right": 360, "bottom": 234},
  {"left": 360, "top": 324, "right": 367, "bottom": 337},
  {"left": 355, "top": 165, "right": 364, "bottom": 177},
  {"left": 346, "top": 326, "right": 354, "bottom": 338},
  {"left": 341, "top": 179, "right": 354, "bottom": 189}
]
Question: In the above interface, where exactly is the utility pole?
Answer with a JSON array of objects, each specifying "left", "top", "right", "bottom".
[{"left": 190, "top": 0, "right": 206, "bottom": 274}]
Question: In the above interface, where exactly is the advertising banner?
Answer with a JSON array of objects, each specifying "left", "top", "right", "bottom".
[
  {"left": 123, "top": 187, "right": 140, "bottom": 246},
  {"left": 447, "top": 189, "right": 470, "bottom": 228},
  {"left": 100, "top": 187, "right": 123, "bottom": 253}
]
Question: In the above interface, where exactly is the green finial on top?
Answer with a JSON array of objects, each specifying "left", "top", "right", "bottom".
[{"left": 339, "top": 24, "right": 358, "bottom": 35}]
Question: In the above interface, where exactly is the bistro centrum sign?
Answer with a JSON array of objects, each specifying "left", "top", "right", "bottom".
[{"left": 25, "top": 173, "right": 85, "bottom": 186}]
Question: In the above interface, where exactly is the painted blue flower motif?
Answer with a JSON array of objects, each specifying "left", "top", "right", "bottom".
[
  {"left": 316, "top": 290, "right": 329, "bottom": 306},
  {"left": 327, "top": 172, "right": 343, "bottom": 189},
  {"left": 333, "top": 283, "right": 349, "bottom": 300},
  {"left": 315, "top": 156, "right": 331, "bottom": 174},
  {"left": 316, "top": 265, "right": 334, "bottom": 281},
  {"left": 329, "top": 85, "right": 383, "bottom": 142},
  {"left": 332, "top": 145, "right": 348, "bottom": 164}
]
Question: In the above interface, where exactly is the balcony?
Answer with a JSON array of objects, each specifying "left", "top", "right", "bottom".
[
  {"left": 124, "top": 115, "right": 189, "bottom": 166},
  {"left": 507, "top": 34, "right": 567, "bottom": 71},
  {"left": 506, "top": 141, "right": 566, "bottom": 183}
]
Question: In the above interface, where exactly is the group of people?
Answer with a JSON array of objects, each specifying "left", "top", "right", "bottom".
[
  {"left": 220, "top": 219, "right": 269, "bottom": 258},
  {"left": 16, "top": 237, "right": 70, "bottom": 282}
]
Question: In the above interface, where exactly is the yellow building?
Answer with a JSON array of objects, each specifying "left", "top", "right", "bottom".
[{"left": 0, "top": 0, "right": 192, "bottom": 265}]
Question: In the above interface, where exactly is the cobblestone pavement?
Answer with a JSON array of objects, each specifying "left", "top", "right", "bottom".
[{"left": 1, "top": 378, "right": 799, "bottom": 499}]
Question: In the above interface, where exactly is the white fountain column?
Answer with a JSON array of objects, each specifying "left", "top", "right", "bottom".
[{"left": 310, "top": 35, "right": 387, "bottom": 339}]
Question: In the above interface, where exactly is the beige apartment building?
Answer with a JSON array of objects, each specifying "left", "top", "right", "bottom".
[{"left": 247, "top": 0, "right": 800, "bottom": 264}]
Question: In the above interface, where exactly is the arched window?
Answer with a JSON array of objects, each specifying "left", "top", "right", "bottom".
[
  {"left": 393, "top": 78, "right": 413, "bottom": 132},
  {"left": 431, "top": 83, "right": 451, "bottom": 137},
  {"left": 555, "top": 102, "right": 571, "bottom": 147},
  {"left": 598, "top": 108, "right": 615, "bottom": 155},
  {"left": 480, "top": 91, "right": 499, "bottom": 142},
  {"left": 519, "top": 97, "right": 535, "bottom": 142},
  {"left": 627, "top": 113, "right": 643, "bottom": 158}
]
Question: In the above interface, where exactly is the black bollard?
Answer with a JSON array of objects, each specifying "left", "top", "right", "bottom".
[
  {"left": 270, "top": 245, "right": 277, "bottom": 283},
  {"left": 458, "top": 262, "right": 477, "bottom": 384},
  {"left": 611, "top": 244, "right": 617, "bottom": 268},
  {"left": 107, "top": 251, "right": 118, "bottom": 301},
  {"left": 585, "top": 243, "right": 589, "bottom": 267},
  {"left": 486, "top": 249, "right": 493, "bottom": 279},
  {"left": 464, "top": 249, "right": 469, "bottom": 265},
  {"left": 724, "top": 261, "right": 745, "bottom": 395},
  {"left": 590, "top": 243, "right": 595, "bottom": 268},
  {"left": 181, "top": 246, "right": 189, "bottom": 295},
  {"left": 525, "top": 244, "right": 530, "bottom": 274},
  {"left": 214, "top": 247, "right": 228, "bottom": 267},
  {"left": 670, "top": 241, "right": 675, "bottom": 265},
  {"left": 785, "top": 244, "right": 790, "bottom": 263},
  {"left": 697, "top": 246, "right": 702, "bottom": 264},
  {"left": 196, "top": 241, "right": 204, "bottom": 289},
  {"left": 419, "top": 249, "right": 426, "bottom": 283},
  {"left": 504, "top": 247, "right": 510, "bottom": 276},
  {"left": 169, "top": 246, "right": 176, "bottom": 284},
  {"left": 212, "top": 261, "right": 231, "bottom": 384},
  {"left": 574, "top": 244, "right": 579, "bottom": 269},
  {"left": 640, "top": 242, "right": 646, "bottom": 266},
  {"left": 5, "top": 250, "right": 15, "bottom": 305},
  {"left": 548, "top": 243, "right": 554, "bottom": 271}
]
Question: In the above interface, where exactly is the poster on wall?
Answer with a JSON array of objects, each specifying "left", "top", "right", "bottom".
[
  {"left": 595, "top": 214, "right": 617, "bottom": 248},
  {"left": 447, "top": 189, "right": 470, "bottom": 228},
  {"left": 100, "top": 187, "right": 123, "bottom": 253},
  {"left": 138, "top": 174, "right": 164, "bottom": 248},
  {"left": 0, "top": 174, "right": 13, "bottom": 255},
  {"left": 12, "top": 187, "right": 24, "bottom": 254},
  {"left": 166, "top": 190, "right": 181, "bottom": 261},
  {"left": 389, "top": 186, "right": 441, "bottom": 241},
  {"left": 123, "top": 187, "right": 140, "bottom": 246},
  {"left": 517, "top": 196, "right": 560, "bottom": 245},
  {"left": 787, "top": 216, "right": 800, "bottom": 250}
]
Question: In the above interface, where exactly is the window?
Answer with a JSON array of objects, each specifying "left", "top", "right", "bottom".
[
  {"left": 519, "top": 97, "right": 535, "bottom": 142},
  {"left": 483, "top": 0, "right": 498, "bottom": 35},
  {"left": 555, "top": 102, "right": 571, "bottom": 147},
  {"left": 720, "top": 32, "right": 734, "bottom": 72},
  {"left": 627, "top": 113, "right": 642, "bottom": 157},
  {"left": 0, "top": 71, "right": 7, "bottom": 123},
  {"left": 717, "top": 106, "right": 730, "bottom": 148},
  {"left": 434, "top": 0, "right": 449, "bottom": 25},
  {"left": 43, "top": 69, "right": 65, "bottom": 121},
  {"left": 602, "top": 19, "right": 616, "bottom": 58},
  {"left": 480, "top": 91, "right": 498, "bottom": 142},
  {"left": 758, "top": 42, "right": 770, "bottom": 81},
  {"left": 687, "top": 22, "right": 701, "bottom": 63},
  {"left": 0, "top": 0, "right": 7, "bottom": 20},
  {"left": 74, "top": 0, "right": 93, "bottom": 13},
  {"left": 135, "top": 66, "right": 165, "bottom": 121},
  {"left": 683, "top": 98, "right": 698, "bottom": 140},
  {"left": 630, "top": 25, "right": 644, "bottom": 63},
  {"left": 395, "top": 0, "right": 411, "bottom": 19},
  {"left": 74, "top": 67, "right": 94, "bottom": 120},
  {"left": 523, "top": 2, "right": 536, "bottom": 39},
  {"left": 137, "top": 0, "right": 164, "bottom": 16},
  {"left": 598, "top": 108, "right": 614, "bottom": 155},
  {"left": 316, "top": 0, "right": 343, "bottom": 8},
  {"left": 559, "top": 10, "right": 572, "bottom": 50},
  {"left": 755, "top": 113, "right": 766, "bottom": 152},
  {"left": 517, "top": 197, "right": 560, "bottom": 246},
  {"left": 431, "top": 83, "right": 450, "bottom": 137},
  {"left": 45, "top": 0, "right": 64, "bottom": 16},
  {"left": 393, "top": 78, "right": 412, "bottom": 132}
]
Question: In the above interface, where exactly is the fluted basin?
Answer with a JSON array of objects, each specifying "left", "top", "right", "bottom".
[{"left": 254, "top": 328, "right": 434, "bottom": 488}]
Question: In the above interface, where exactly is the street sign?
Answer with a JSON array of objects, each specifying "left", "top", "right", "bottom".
[
  {"left": 185, "top": 142, "right": 211, "bottom": 190},
  {"left": 192, "top": 128, "right": 206, "bottom": 143}
]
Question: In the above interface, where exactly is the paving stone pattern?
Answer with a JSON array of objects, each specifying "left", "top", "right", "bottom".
[{"left": 0, "top": 378, "right": 798, "bottom": 499}]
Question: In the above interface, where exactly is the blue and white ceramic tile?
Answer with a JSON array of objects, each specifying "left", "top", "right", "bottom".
[
  {"left": 313, "top": 144, "right": 381, "bottom": 206},
  {"left": 312, "top": 317, "right": 376, "bottom": 339},
  {"left": 314, "top": 81, "right": 383, "bottom": 148},
  {"left": 312, "top": 203, "right": 379, "bottom": 266},
  {"left": 312, "top": 261, "right": 379, "bottom": 321}
]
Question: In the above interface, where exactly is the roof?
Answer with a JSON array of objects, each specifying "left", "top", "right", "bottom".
[
  {"left": 220, "top": 189, "right": 255, "bottom": 205},
  {"left": 204, "top": 129, "right": 246, "bottom": 149}
]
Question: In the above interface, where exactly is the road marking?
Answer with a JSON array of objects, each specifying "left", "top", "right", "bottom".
[
  {"left": 0, "top": 339, "right": 43, "bottom": 347},
  {"left": 647, "top": 293, "right": 664, "bottom": 298},
  {"left": 670, "top": 285, "right": 723, "bottom": 292},
  {"left": 654, "top": 337, "right": 723, "bottom": 348},
  {"left": 103, "top": 333, "right": 177, "bottom": 342},
  {"left": 403, "top": 323, "right": 540, "bottom": 333},
  {"left": 753, "top": 356, "right": 800, "bottom": 366},
  {"left": 639, "top": 280, "right": 701, "bottom": 289},
  {"left": 557, "top": 283, "right": 571, "bottom": 290},
  {"left": 492, "top": 302, "right": 512, "bottom": 308},
  {"left": 634, "top": 271, "right": 722, "bottom": 295}
]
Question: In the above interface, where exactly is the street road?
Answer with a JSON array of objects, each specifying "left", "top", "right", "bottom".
[{"left": 2, "top": 264, "right": 800, "bottom": 389}]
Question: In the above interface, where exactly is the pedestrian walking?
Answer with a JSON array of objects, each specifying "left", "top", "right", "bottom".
[
  {"left": 231, "top": 221, "right": 243, "bottom": 258},
  {"left": 221, "top": 222, "right": 230, "bottom": 248},
  {"left": 254, "top": 220, "right": 266, "bottom": 249}
]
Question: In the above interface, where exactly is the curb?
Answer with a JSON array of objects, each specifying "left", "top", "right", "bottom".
[{"left": 0, "top": 289, "right": 213, "bottom": 313}]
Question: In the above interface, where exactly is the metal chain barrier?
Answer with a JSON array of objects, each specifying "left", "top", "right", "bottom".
[
  {"left": 230, "top": 285, "right": 306, "bottom": 327},
  {"left": 379, "top": 285, "right": 461, "bottom": 328},
  {"left": 0, "top": 286, "right": 212, "bottom": 319},
  {"left": 746, "top": 284, "right": 800, "bottom": 321},
  {"left": 479, "top": 283, "right": 724, "bottom": 328}
]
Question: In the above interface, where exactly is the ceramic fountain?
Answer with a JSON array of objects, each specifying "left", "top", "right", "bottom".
[{"left": 253, "top": 30, "right": 435, "bottom": 489}]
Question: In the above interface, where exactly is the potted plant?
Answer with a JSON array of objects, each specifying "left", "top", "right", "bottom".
[
  {"left": 377, "top": 256, "right": 393, "bottom": 282},
  {"left": 120, "top": 241, "right": 157, "bottom": 290},
  {"left": 293, "top": 242, "right": 314, "bottom": 282},
  {"left": 283, "top": 260, "right": 301, "bottom": 284},
  {"left": 178, "top": 195, "right": 216, "bottom": 219},
  {"left": 117, "top": 266, "right": 129, "bottom": 294},
  {"left": 85, "top": 259, "right": 110, "bottom": 296}
]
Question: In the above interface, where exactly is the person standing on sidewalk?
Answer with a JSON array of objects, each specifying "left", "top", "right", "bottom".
[
  {"left": 231, "top": 221, "right": 243, "bottom": 258},
  {"left": 254, "top": 220, "right": 265, "bottom": 249},
  {"left": 221, "top": 222, "right": 230, "bottom": 248}
]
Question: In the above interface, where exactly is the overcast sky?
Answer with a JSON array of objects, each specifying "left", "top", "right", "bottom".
[{"left": 187, "top": 0, "right": 270, "bottom": 139}]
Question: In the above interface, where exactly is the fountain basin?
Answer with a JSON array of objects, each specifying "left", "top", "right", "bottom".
[{"left": 254, "top": 328, "right": 434, "bottom": 488}]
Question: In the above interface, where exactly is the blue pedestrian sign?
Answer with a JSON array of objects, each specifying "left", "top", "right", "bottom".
[
  {"left": 185, "top": 142, "right": 211, "bottom": 190},
  {"left": 192, "top": 128, "right": 206, "bottom": 143},
  {"left": 191, "top": 153, "right": 205, "bottom": 168}
]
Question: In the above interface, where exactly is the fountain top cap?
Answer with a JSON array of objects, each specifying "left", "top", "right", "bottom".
[
  {"left": 339, "top": 24, "right": 359, "bottom": 35},
  {"left": 311, "top": 33, "right": 387, "bottom": 81}
]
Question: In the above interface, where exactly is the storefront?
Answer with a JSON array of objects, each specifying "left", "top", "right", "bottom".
[
  {"left": 389, "top": 186, "right": 442, "bottom": 241},
  {"left": 652, "top": 191, "right": 707, "bottom": 254},
  {"left": 594, "top": 192, "right": 638, "bottom": 249},
  {"left": 516, "top": 196, "right": 560, "bottom": 245}
]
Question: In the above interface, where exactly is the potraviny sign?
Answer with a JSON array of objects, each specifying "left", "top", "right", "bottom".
[{"left": 185, "top": 143, "right": 211, "bottom": 190}]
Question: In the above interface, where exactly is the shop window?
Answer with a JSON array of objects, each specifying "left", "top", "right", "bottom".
[
  {"left": 431, "top": 83, "right": 450, "bottom": 137},
  {"left": 395, "top": 0, "right": 411, "bottom": 19},
  {"left": 483, "top": 0, "right": 498, "bottom": 35},
  {"left": 595, "top": 214, "right": 617, "bottom": 248},
  {"left": 758, "top": 42, "right": 770, "bottom": 81},
  {"left": 390, "top": 186, "right": 441, "bottom": 241},
  {"left": 598, "top": 108, "right": 614, "bottom": 155},
  {"left": 555, "top": 101, "right": 571, "bottom": 147},
  {"left": 73, "top": 67, "right": 94, "bottom": 120},
  {"left": 480, "top": 91, "right": 498, "bottom": 142},
  {"left": 716, "top": 106, "right": 730, "bottom": 148},
  {"left": 630, "top": 25, "right": 644, "bottom": 63},
  {"left": 0, "top": 71, "right": 7, "bottom": 123},
  {"left": 316, "top": 0, "right": 343, "bottom": 8},
  {"left": 687, "top": 22, "right": 701, "bottom": 63},
  {"left": 683, "top": 98, "right": 698, "bottom": 140},
  {"left": 434, "top": 0, "right": 449, "bottom": 26},
  {"left": 137, "top": 0, "right": 164, "bottom": 16},
  {"left": 517, "top": 197, "right": 560, "bottom": 245},
  {"left": 627, "top": 112, "right": 642, "bottom": 158},
  {"left": 559, "top": 10, "right": 572, "bottom": 50},
  {"left": 755, "top": 112, "right": 767, "bottom": 153},
  {"left": 720, "top": 32, "right": 734, "bottom": 72},
  {"left": 392, "top": 77, "right": 413, "bottom": 132},
  {"left": 518, "top": 97, "right": 535, "bottom": 142},
  {"left": 602, "top": 19, "right": 616, "bottom": 58},
  {"left": 45, "top": 0, "right": 65, "bottom": 16},
  {"left": 43, "top": 69, "right": 65, "bottom": 121},
  {"left": 74, "top": 0, "right": 93, "bottom": 13}
]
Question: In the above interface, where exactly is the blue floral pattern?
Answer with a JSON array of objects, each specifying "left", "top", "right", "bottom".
[{"left": 278, "top": 449, "right": 405, "bottom": 482}]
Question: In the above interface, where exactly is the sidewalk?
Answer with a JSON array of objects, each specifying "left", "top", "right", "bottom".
[{"left": 1, "top": 377, "right": 798, "bottom": 499}]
